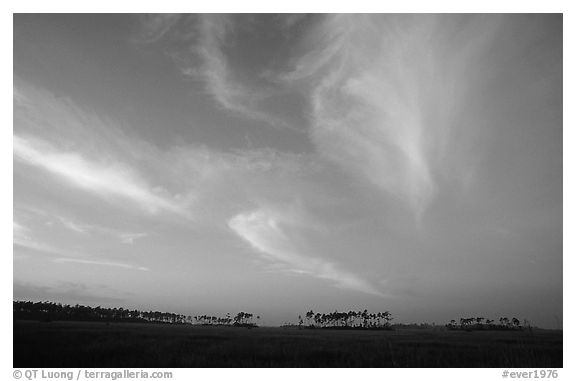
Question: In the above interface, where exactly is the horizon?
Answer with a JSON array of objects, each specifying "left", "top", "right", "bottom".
[
  {"left": 13, "top": 14, "right": 562, "bottom": 329},
  {"left": 14, "top": 299, "right": 550, "bottom": 329}
]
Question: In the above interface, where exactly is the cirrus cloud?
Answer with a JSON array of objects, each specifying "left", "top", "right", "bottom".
[
  {"left": 228, "top": 208, "right": 383, "bottom": 297},
  {"left": 14, "top": 134, "right": 190, "bottom": 217}
]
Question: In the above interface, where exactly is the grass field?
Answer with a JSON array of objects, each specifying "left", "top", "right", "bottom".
[{"left": 13, "top": 320, "right": 562, "bottom": 367}]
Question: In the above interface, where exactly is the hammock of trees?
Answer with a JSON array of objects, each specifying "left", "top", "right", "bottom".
[
  {"left": 297, "top": 309, "right": 393, "bottom": 329},
  {"left": 13, "top": 300, "right": 257, "bottom": 327},
  {"left": 446, "top": 317, "right": 526, "bottom": 331}
]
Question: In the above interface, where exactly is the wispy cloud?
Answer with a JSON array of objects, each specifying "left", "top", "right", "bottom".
[
  {"left": 14, "top": 134, "right": 189, "bottom": 217},
  {"left": 282, "top": 15, "right": 502, "bottom": 216},
  {"left": 57, "top": 215, "right": 147, "bottom": 244},
  {"left": 15, "top": 206, "right": 153, "bottom": 249},
  {"left": 14, "top": 80, "right": 311, "bottom": 229},
  {"left": 228, "top": 208, "right": 383, "bottom": 296},
  {"left": 13, "top": 220, "right": 60, "bottom": 255},
  {"left": 148, "top": 15, "right": 296, "bottom": 131},
  {"left": 53, "top": 257, "right": 150, "bottom": 272},
  {"left": 58, "top": 217, "right": 92, "bottom": 235},
  {"left": 195, "top": 15, "right": 287, "bottom": 128},
  {"left": 14, "top": 219, "right": 150, "bottom": 272},
  {"left": 134, "top": 14, "right": 182, "bottom": 43},
  {"left": 14, "top": 232, "right": 62, "bottom": 256},
  {"left": 13, "top": 221, "right": 30, "bottom": 241},
  {"left": 13, "top": 220, "right": 46, "bottom": 255},
  {"left": 119, "top": 233, "right": 148, "bottom": 244}
]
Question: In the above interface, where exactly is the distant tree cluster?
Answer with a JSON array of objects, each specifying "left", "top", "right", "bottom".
[
  {"left": 446, "top": 316, "right": 525, "bottom": 331},
  {"left": 194, "top": 312, "right": 259, "bottom": 327},
  {"left": 13, "top": 301, "right": 259, "bottom": 327},
  {"left": 194, "top": 314, "right": 232, "bottom": 325},
  {"left": 299, "top": 309, "right": 393, "bottom": 329},
  {"left": 14, "top": 301, "right": 192, "bottom": 324}
]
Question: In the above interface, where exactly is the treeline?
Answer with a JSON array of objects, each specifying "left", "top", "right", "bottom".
[
  {"left": 13, "top": 301, "right": 257, "bottom": 327},
  {"left": 298, "top": 309, "right": 393, "bottom": 329},
  {"left": 14, "top": 300, "right": 191, "bottom": 323},
  {"left": 194, "top": 312, "right": 259, "bottom": 327},
  {"left": 446, "top": 317, "right": 526, "bottom": 331}
]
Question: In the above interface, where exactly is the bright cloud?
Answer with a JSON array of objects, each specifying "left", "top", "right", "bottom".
[
  {"left": 14, "top": 134, "right": 189, "bottom": 217},
  {"left": 14, "top": 220, "right": 58, "bottom": 255},
  {"left": 282, "top": 15, "right": 502, "bottom": 215},
  {"left": 58, "top": 217, "right": 92, "bottom": 235},
  {"left": 13, "top": 221, "right": 29, "bottom": 240},
  {"left": 53, "top": 257, "right": 149, "bottom": 271},
  {"left": 228, "top": 208, "right": 383, "bottom": 296},
  {"left": 119, "top": 233, "right": 148, "bottom": 244}
]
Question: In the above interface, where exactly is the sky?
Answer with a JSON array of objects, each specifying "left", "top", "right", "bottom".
[{"left": 13, "top": 14, "right": 562, "bottom": 328}]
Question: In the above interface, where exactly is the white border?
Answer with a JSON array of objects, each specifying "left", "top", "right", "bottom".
[{"left": 3, "top": 2, "right": 572, "bottom": 380}]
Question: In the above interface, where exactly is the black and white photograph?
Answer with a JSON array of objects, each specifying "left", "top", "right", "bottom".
[{"left": 12, "top": 9, "right": 564, "bottom": 371}]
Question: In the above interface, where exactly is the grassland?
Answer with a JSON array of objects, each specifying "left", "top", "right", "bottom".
[{"left": 13, "top": 320, "right": 562, "bottom": 367}]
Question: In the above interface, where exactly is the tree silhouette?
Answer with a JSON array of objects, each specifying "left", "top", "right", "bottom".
[
  {"left": 14, "top": 300, "right": 258, "bottom": 328},
  {"left": 447, "top": 316, "right": 524, "bottom": 331},
  {"left": 295, "top": 309, "right": 393, "bottom": 330}
]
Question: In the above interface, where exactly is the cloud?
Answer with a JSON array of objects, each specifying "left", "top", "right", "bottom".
[
  {"left": 12, "top": 220, "right": 52, "bottom": 257},
  {"left": 13, "top": 219, "right": 149, "bottom": 272},
  {"left": 14, "top": 237, "right": 62, "bottom": 256},
  {"left": 119, "top": 233, "right": 148, "bottom": 244},
  {"left": 13, "top": 85, "right": 28, "bottom": 105},
  {"left": 53, "top": 257, "right": 150, "bottom": 272},
  {"left": 151, "top": 15, "right": 296, "bottom": 131},
  {"left": 13, "top": 220, "right": 61, "bottom": 254},
  {"left": 14, "top": 80, "right": 320, "bottom": 240},
  {"left": 14, "top": 134, "right": 190, "bottom": 217},
  {"left": 281, "top": 15, "right": 502, "bottom": 216},
  {"left": 195, "top": 15, "right": 283, "bottom": 127},
  {"left": 228, "top": 208, "right": 383, "bottom": 296},
  {"left": 279, "top": 14, "right": 308, "bottom": 33},
  {"left": 58, "top": 217, "right": 91, "bottom": 234},
  {"left": 134, "top": 14, "right": 182, "bottom": 43},
  {"left": 55, "top": 214, "right": 147, "bottom": 244},
  {"left": 59, "top": 216, "right": 148, "bottom": 245},
  {"left": 13, "top": 221, "right": 30, "bottom": 241},
  {"left": 15, "top": 206, "right": 154, "bottom": 251},
  {"left": 13, "top": 77, "right": 385, "bottom": 298}
]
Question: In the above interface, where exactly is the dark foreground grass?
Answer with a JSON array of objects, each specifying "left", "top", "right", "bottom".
[{"left": 14, "top": 320, "right": 562, "bottom": 367}]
